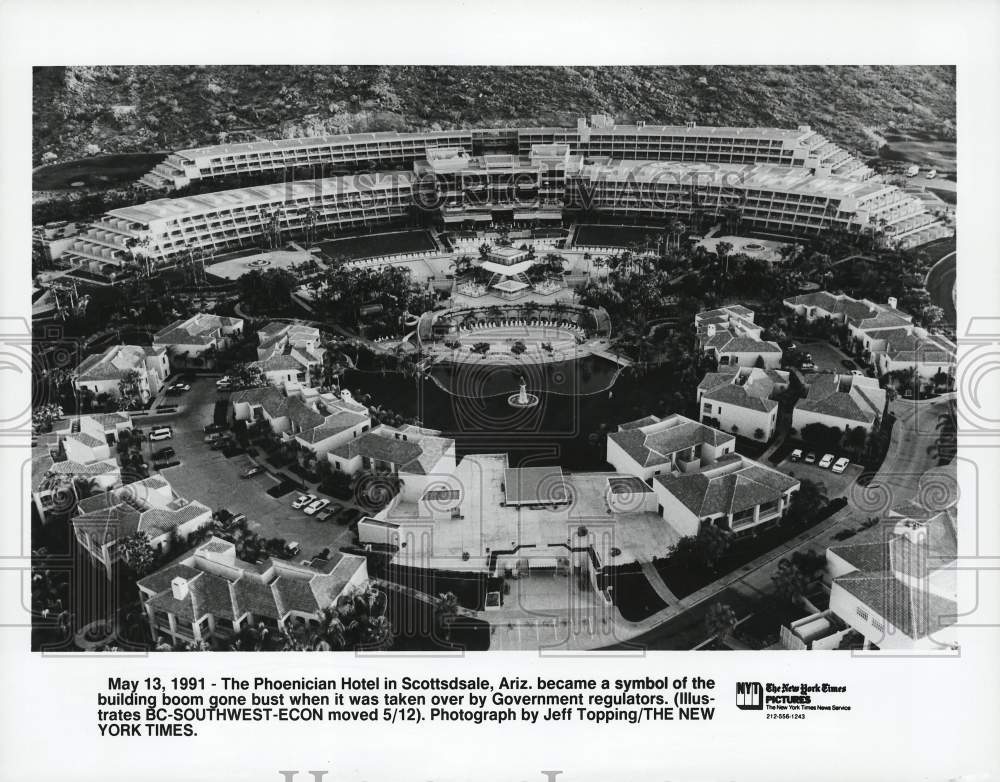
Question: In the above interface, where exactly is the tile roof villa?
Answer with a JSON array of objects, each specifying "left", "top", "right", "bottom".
[
  {"left": 251, "top": 321, "right": 326, "bottom": 388},
  {"left": 137, "top": 536, "right": 368, "bottom": 647},
  {"left": 695, "top": 304, "right": 782, "bottom": 368},
  {"left": 783, "top": 290, "right": 956, "bottom": 381},
  {"left": 606, "top": 413, "right": 737, "bottom": 481},
  {"left": 231, "top": 386, "right": 371, "bottom": 458},
  {"left": 696, "top": 367, "right": 792, "bottom": 441},
  {"left": 73, "top": 344, "right": 170, "bottom": 403},
  {"left": 793, "top": 372, "right": 887, "bottom": 431},
  {"left": 72, "top": 475, "right": 213, "bottom": 577},
  {"left": 653, "top": 452, "right": 800, "bottom": 536},
  {"left": 784, "top": 498, "right": 959, "bottom": 651}
]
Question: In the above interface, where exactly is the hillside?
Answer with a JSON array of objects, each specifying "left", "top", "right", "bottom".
[{"left": 33, "top": 65, "right": 955, "bottom": 165}]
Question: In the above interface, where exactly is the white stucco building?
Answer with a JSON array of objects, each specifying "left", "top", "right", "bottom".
[
  {"left": 606, "top": 413, "right": 737, "bottom": 483},
  {"left": 653, "top": 453, "right": 800, "bottom": 537},
  {"left": 793, "top": 372, "right": 887, "bottom": 436},
  {"left": 695, "top": 305, "right": 782, "bottom": 369},
  {"left": 137, "top": 537, "right": 368, "bottom": 646},
  {"left": 153, "top": 313, "right": 244, "bottom": 369},
  {"left": 231, "top": 386, "right": 370, "bottom": 460},
  {"left": 73, "top": 344, "right": 170, "bottom": 403},
  {"left": 72, "top": 475, "right": 213, "bottom": 578},
  {"left": 697, "top": 367, "right": 791, "bottom": 441}
]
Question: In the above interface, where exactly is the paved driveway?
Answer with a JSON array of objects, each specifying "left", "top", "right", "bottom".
[
  {"left": 140, "top": 378, "right": 354, "bottom": 561},
  {"left": 798, "top": 340, "right": 855, "bottom": 373},
  {"left": 773, "top": 456, "right": 864, "bottom": 506}
]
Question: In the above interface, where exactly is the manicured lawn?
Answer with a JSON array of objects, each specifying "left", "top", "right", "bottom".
[
  {"left": 315, "top": 230, "right": 436, "bottom": 261},
  {"left": 573, "top": 223, "right": 664, "bottom": 248},
  {"left": 385, "top": 590, "right": 490, "bottom": 651},
  {"left": 605, "top": 564, "right": 667, "bottom": 621}
]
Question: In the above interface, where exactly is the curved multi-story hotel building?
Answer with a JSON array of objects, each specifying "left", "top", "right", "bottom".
[
  {"left": 139, "top": 114, "right": 876, "bottom": 191},
  {"left": 60, "top": 115, "right": 946, "bottom": 280},
  {"left": 64, "top": 173, "right": 415, "bottom": 275}
]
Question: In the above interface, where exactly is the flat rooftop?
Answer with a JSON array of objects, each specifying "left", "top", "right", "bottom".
[
  {"left": 380, "top": 455, "right": 680, "bottom": 566},
  {"left": 182, "top": 129, "right": 476, "bottom": 160},
  {"left": 578, "top": 159, "right": 889, "bottom": 200},
  {"left": 504, "top": 466, "right": 569, "bottom": 506},
  {"left": 108, "top": 172, "right": 415, "bottom": 224}
]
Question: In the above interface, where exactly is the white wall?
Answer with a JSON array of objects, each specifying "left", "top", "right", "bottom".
[
  {"left": 793, "top": 406, "right": 877, "bottom": 437},
  {"left": 652, "top": 484, "right": 702, "bottom": 537},
  {"left": 699, "top": 398, "right": 777, "bottom": 440}
]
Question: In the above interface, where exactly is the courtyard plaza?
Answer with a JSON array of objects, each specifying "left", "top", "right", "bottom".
[{"left": 205, "top": 245, "right": 323, "bottom": 280}]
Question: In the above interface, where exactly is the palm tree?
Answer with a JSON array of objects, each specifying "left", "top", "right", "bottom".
[
  {"left": 704, "top": 602, "right": 738, "bottom": 643},
  {"left": 434, "top": 592, "right": 460, "bottom": 642}
]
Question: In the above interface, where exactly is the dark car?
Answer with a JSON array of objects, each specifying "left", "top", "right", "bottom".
[
  {"left": 204, "top": 423, "right": 226, "bottom": 434},
  {"left": 841, "top": 359, "right": 857, "bottom": 370},
  {"left": 153, "top": 446, "right": 175, "bottom": 460}
]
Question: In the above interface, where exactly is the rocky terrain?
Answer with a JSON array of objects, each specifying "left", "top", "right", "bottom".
[{"left": 33, "top": 65, "right": 956, "bottom": 165}]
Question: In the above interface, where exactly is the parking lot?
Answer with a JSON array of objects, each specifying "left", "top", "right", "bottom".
[
  {"left": 140, "top": 377, "right": 356, "bottom": 562},
  {"left": 772, "top": 450, "right": 865, "bottom": 506}
]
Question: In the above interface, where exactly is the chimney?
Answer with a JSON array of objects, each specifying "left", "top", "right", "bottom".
[
  {"left": 171, "top": 576, "right": 189, "bottom": 600},
  {"left": 706, "top": 324, "right": 716, "bottom": 338},
  {"left": 887, "top": 296, "right": 898, "bottom": 309}
]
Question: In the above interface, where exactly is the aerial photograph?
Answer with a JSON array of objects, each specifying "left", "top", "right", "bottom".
[{"left": 29, "top": 65, "right": 958, "bottom": 653}]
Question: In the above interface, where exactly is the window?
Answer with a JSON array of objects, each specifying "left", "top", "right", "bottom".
[
  {"left": 871, "top": 617, "right": 885, "bottom": 632},
  {"left": 856, "top": 607, "right": 869, "bottom": 622}
]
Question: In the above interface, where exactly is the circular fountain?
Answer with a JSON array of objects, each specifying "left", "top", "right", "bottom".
[{"left": 507, "top": 377, "right": 540, "bottom": 408}]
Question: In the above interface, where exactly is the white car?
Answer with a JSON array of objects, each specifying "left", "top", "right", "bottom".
[
  {"left": 149, "top": 427, "right": 173, "bottom": 442},
  {"left": 292, "top": 494, "right": 316, "bottom": 510},
  {"left": 790, "top": 448, "right": 803, "bottom": 462},
  {"left": 832, "top": 456, "right": 851, "bottom": 474},
  {"left": 304, "top": 498, "right": 330, "bottom": 516},
  {"left": 818, "top": 453, "right": 836, "bottom": 469},
  {"left": 171, "top": 383, "right": 191, "bottom": 392}
]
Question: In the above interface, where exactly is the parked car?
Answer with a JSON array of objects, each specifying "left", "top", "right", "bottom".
[
  {"left": 153, "top": 446, "right": 175, "bottom": 460},
  {"left": 851, "top": 370, "right": 865, "bottom": 377},
  {"left": 841, "top": 359, "right": 857, "bottom": 370},
  {"left": 804, "top": 452, "right": 817, "bottom": 464},
  {"left": 801, "top": 361, "right": 816, "bottom": 371},
  {"left": 292, "top": 494, "right": 317, "bottom": 510},
  {"left": 204, "top": 423, "right": 226, "bottom": 434},
  {"left": 287, "top": 541, "right": 301, "bottom": 556},
  {"left": 204, "top": 432, "right": 224, "bottom": 443},
  {"left": 304, "top": 498, "right": 330, "bottom": 516},
  {"left": 171, "top": 383, "right": 191, "bottom": 392},
  {"left": 832, "top": 457, "right": 851, "bottom": 474},
  {"left": 149, "top": 427, "right": 173, "bottom": 442},
  {"left": 241, "top": 465, "right": 265, "bottom": 479},
  {"left": 818, "top": 453, "right": 836, "bottom": 469},
  {"left": 230, "top": 513, "right": 247, "bottom": 526},
  {"left": 790, "top": 448, "right": 803, "bottom": 462}
]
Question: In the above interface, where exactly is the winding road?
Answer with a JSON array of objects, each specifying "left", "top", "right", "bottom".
[{"left": 925, "top": 251, "right": 956, "bottom": 325}]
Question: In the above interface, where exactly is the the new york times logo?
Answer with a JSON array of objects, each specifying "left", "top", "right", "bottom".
[{"left": 735, "top": 682, "right": 763, "bottom": 710}]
